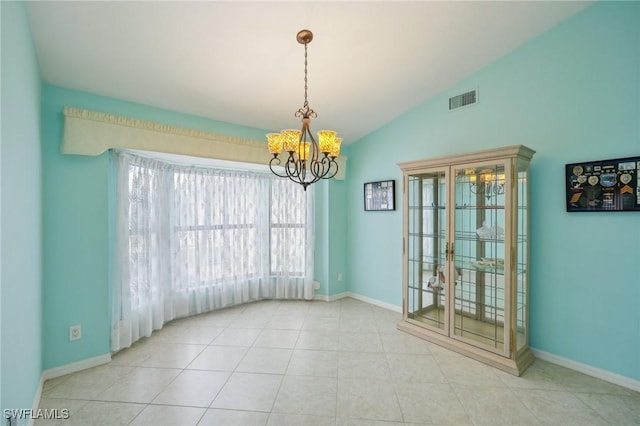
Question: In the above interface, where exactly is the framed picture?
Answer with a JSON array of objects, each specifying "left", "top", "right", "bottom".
[
  {"left": 566, "top": 156, "right": 640, "bottom": 212},
  {"left": 364, "top": 180, "right": 395, "bottom": 211}
]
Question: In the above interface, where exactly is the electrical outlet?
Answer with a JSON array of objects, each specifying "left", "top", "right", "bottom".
[
  {"left": 337, "top": 272, "right": 343, "bottom": 281},
  {"left": 69, "top": 324, "right": 82, "bottom": 341}
]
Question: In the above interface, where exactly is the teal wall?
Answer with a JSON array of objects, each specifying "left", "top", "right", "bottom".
[
  {"left": 314, "top": 181, "right": 330, "bottom": 296},
  {"left": 1, "top": 1, "right": 43, "bottom": 420},
  {"left": 314, "top": 177, "right": 350, "bottom": 298},
  {"left": 41, "top": 87, "right": 111, "bottom": 369},
  {"left": 327, "top": 178, "right": 349, "bottom": 296},
  {"left": 345, "top": 1, "right": 640, "bottom": 381}
]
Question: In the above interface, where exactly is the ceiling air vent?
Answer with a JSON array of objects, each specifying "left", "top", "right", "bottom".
[{"left": 449, "top": 89, "right": 477, "bottom": 110}]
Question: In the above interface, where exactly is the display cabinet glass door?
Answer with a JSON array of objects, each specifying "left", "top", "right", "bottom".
[
  {"left": 406, "top": 170, "right": 448, "bottom": 332},
  {"left": 451, "top": 161, "right": 510, "bottom": 355}
]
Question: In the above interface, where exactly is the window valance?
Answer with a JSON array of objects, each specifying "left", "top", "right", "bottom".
[{"left": 62, "top": 106, "right": 347, "bottom": 180}]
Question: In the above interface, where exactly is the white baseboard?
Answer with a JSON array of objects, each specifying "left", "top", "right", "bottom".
[
  {"left": 42, "top": 353, "right": 112, "bottom": 381},
  {"left": 314, "top": 291, "right": 350, "bottom": 302},
  {"left": 23, "top": 355, "right": 110, "bottom": 426},
  {"left": 26, "top": 377, "right": 45, "bottom": 426},
  {"left": 346, "top": 292, "right": 402, "bottom": 313},
  {"left": 314, "top": 291, "right": 402, "bottom": 313},
  {"left": 531, "top": 348, "right": 640, "bottom": 393}
]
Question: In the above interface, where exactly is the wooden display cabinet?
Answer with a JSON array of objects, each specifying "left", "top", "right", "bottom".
[{"left": 398, "top": 145, "right": 535, "bottom": 375}]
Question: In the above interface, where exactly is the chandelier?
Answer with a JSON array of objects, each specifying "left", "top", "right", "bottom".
[{"left": 266, "top": 30, "right": 341, "bottom": 191}]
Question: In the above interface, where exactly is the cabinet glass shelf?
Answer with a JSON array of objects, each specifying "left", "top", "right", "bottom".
[{"left": 455, "top": 205, "right": 505, "bottom": 210}]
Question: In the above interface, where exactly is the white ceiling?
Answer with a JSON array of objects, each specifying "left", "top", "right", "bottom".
[{"left": 26, "top": 1, "right": 592, "bottom": 144}]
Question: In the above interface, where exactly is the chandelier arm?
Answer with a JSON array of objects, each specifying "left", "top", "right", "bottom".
[
  {"left": 313, "top": 157, "right": 338, "bottom": 180},
  {"left": 304, "top": 127, "right": 323, "bottom": 181},
  {"left": 269, "top": 156, "right": 290, "bottom": 178},
  {"left": 326, "top": 161, "right": 339, "bottom": 179},
  {"left": 304, "top": 125, "right": 319, "bottom": 164},
  {"left": 284, "top": 154, "right": 302, "bottom": 180},
  {"left": 310, "top": 161, "right": 323, "bottom": 179},
  {"left": 319, "top": 158, "right": 339, "bottom": 180},
  {"left": 297, "top": 160, "right": 306, "bottom": 180},
  {"left": 308, "top": 158, "right": 325, "bottom": 179}
]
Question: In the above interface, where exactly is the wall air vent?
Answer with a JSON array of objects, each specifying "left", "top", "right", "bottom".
[{"left": 449, "top": 89, "right": 477, "bottom": 110}]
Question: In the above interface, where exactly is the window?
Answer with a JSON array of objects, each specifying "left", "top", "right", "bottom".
[
  {"left": 270, "top": 178, "right": 309, "bottom": 276},
  {"left": 111, "top": 150, "right": 314, "bottom": 351},
  {"left": 171, "top": 170, "right": 265, "bottom": 288}
]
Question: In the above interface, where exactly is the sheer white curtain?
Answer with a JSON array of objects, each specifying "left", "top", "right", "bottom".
[
  {"left": 269, "top": 178, "right": 315, "bottom": 300},
  {"left": 111, "top": 150, "right": 314, "bottom": 352}
]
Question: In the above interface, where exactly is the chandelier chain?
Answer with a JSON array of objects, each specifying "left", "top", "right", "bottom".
[
  {"left": 296, "top": 40, "right": 315, "bottom": 119},
  {"left": 303, "top": 41, "right": 309, "bottom": 110}
]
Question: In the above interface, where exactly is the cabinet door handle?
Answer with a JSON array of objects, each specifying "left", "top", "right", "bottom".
[{"left": 444, "top": 241, "right": 455, "bottom": 260}]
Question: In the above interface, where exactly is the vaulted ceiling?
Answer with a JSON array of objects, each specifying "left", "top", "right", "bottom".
[{"left": 26, "top": 1, "right": 592, "bottom": 143}]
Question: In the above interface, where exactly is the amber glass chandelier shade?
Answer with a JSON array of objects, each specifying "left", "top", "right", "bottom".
[
  {"left": 297, "top": 142, "right": 310, "bottom": 161},
  {"left": 281, "top": 129, "right": 302, "bottom": 152},
  {"left": 317, "top": 130, "right": 337, "bottom": 153},
  {"left": 266, "top": 133, "right": 284, "bottom": 154},
  {"left": 330, "top": 137, "right": 342, "bottom": 158}
]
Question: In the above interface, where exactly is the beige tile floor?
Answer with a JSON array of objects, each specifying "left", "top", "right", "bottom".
[{"left": 37, "top": 298, "right": 640, "bottom": 426}]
